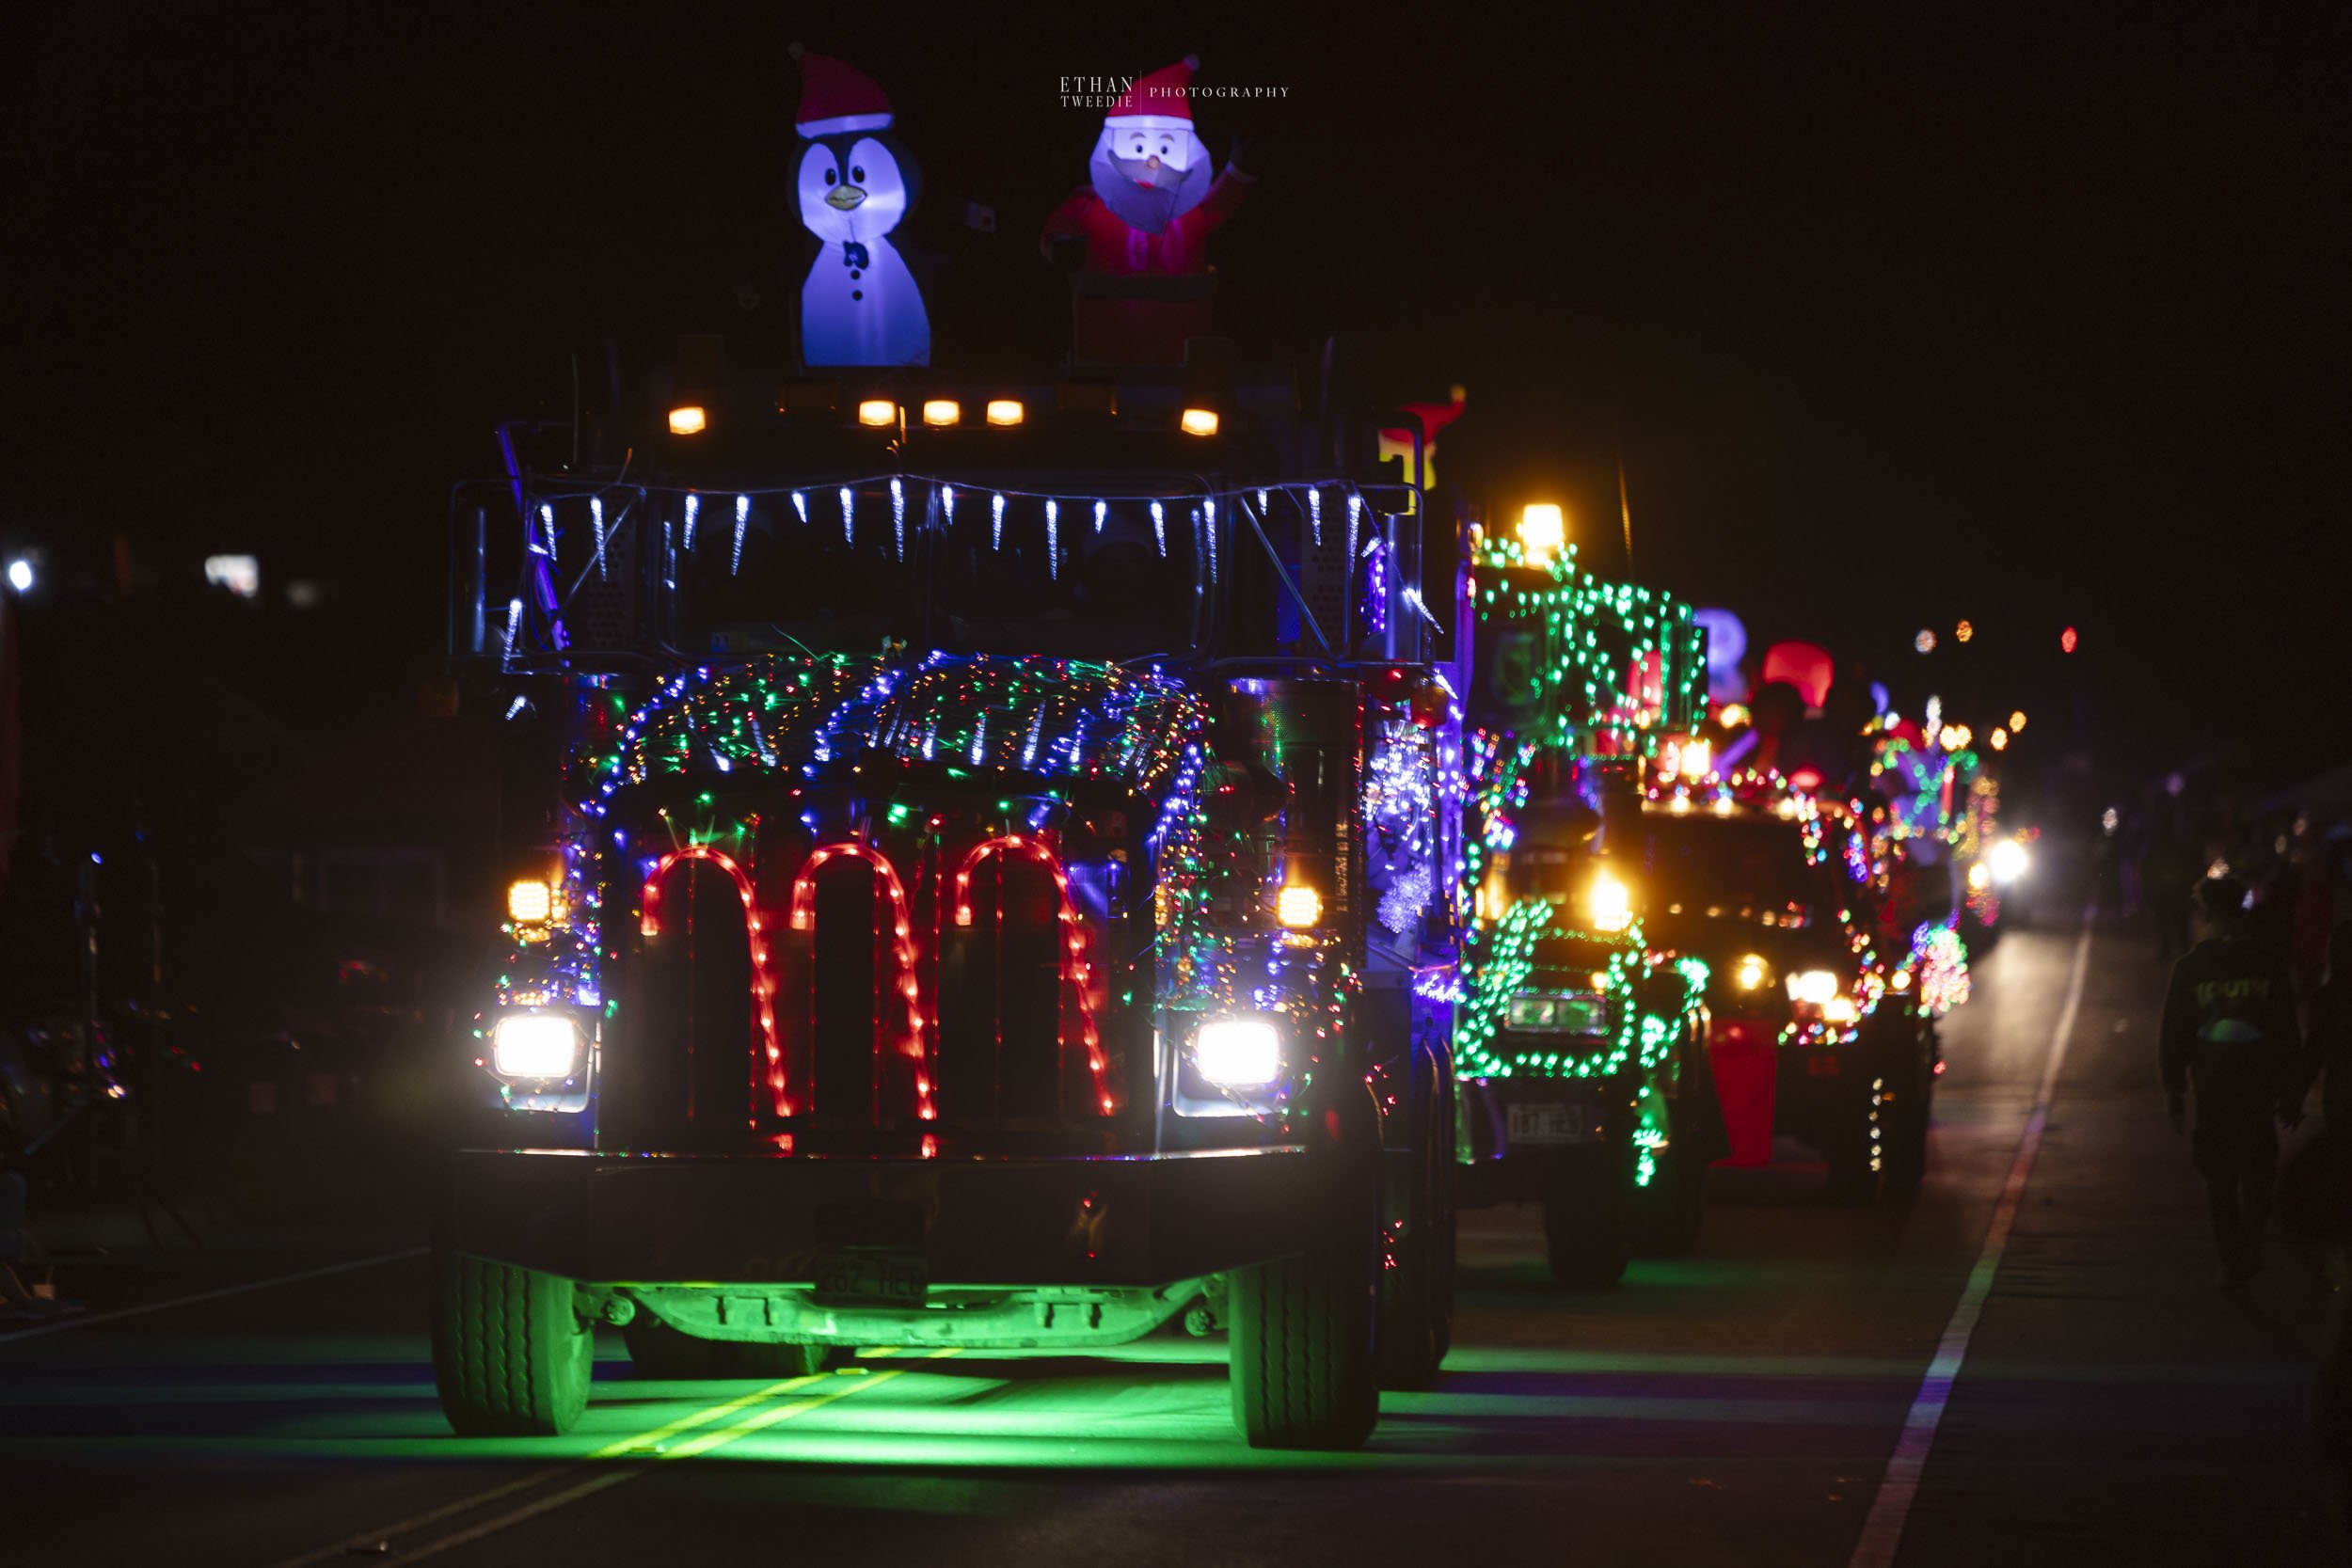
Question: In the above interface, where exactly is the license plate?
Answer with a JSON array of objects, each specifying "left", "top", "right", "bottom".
[
  {"left": 1508, "top": 1103, "right": 1598, "bottom": 1146},
  {"left": 811, "top": 1249, "right": 928, "bottom": 1308}
]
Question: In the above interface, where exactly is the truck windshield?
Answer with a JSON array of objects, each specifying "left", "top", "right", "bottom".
[
  {"left": 928, "top": 500, "right": 1200, "bottom": 660},
  {"left": 687, "top": 493, "right": 915, "bottom": 653},
  {"left": 1628, "top": 816, "right": 1836, "bottom": 920},
  {"left": 682, "top": 483, "right": 1202, "bottom": 661}
]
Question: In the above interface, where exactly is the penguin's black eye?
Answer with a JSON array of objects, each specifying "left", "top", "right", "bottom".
[
  {"left": 824, "top": 167, "right": 837, "bottom": 185},
  {"left": 851, "top": 165, "right": 866, "bottom": 183}
]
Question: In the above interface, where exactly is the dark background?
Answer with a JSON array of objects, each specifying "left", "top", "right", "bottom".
[{"left": 2, "top": 3, "right": 2343, "bottom": 771}]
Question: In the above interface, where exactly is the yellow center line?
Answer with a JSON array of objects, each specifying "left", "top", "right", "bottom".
[
  {"left": 269, "top": 1348, "right": 929, "bottom": 1568},
  {"left": 588, "top": 1372, "right": 826, "bottom": 1458},
  {"left": 380, "top": 1349, "right": 956, "bottom": 1564},
  {"left": 661, "top": 1347, "right": 959, "bottom": 1461}
]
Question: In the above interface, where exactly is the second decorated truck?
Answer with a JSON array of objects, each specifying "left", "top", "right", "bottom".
[{"left": 1451, "top": 511, "right": 1720, "bottom": 1286}]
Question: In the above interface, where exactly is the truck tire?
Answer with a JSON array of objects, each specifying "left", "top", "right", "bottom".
[
  {"left": 1543, "top": 1157, "right": 1629, "bottom": 1288},
  {"left": 1821, "top": 1081, "right": 1883, "bottom": 1206},
  {"left": 431, "top": 1251, "right": 594, "bottom": 1437},
  {"left": 1231, "top": 1246, "right": 1380, "bottom": 1449},
  {"left": 624, "top": 1316, "right": 842, "bottom": 1381},
  {"left": 1629, "top": 1026, "right": 1713, "bottom": 1256},
  {"left": 1878, "top": 1033, "right": 1935, "bottom": 1201},
  {"left": 1628, "top": 1138, "right": 1706, "bottom": 1256},
  {"left": 1376, "top": 1121, "right": 1455, "bottom": 1390}
]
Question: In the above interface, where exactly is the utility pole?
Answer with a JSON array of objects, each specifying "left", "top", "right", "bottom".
[{"left": 1613, "top": 414, "right": 1635, "bottom": 576}]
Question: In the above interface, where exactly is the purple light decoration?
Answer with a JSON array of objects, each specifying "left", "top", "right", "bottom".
[
  {"left": 682, "top": 494, "right": 698, "bottom": 552},
  {"left": 538, "top": 502, "right": 557, "bottom": 559},
  {"left": 942, "top": 484, "right": 956, "bottom": 528},
  {"left": 1093, "top": 499, "right": 1107, "bottom": 534},
  {"left": 1045, "top": 499, "right": 1059, "bottom": 579},
  {"left": 790, "top": 491, "right": 807, "bottom": 527},
  {"left": 891, "top": 477, "right": 906, "bottom": 560},
  {"left": 733, "top": 495, "right": 750, "bottom": 576},
  {"left": 1151, "top": 499, "right": 1166, "bottom": 557},
  {"left": 838, "top": 486, "right": 853, "bottom": 545},
  {"left": 590, "top": 498, "right": 608, "bottom": 578},
  {"left": 1308, "top": 487, "right": 1323, "bottom": 546},
  {"left": 993, "top": 492, "right": 1006, "bottom": 550}
]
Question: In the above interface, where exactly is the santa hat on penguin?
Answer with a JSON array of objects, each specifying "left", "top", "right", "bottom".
[{"left": 789, "top": 40, "right": 895, "bottom": 136}]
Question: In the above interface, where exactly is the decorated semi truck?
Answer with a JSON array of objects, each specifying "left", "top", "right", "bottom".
[
  {"left": 1451, "top": 515, "right": 1717, "bottom": 1286},
  {"left": 437, "top": 346, "right": 1463, "bottom": 1449}
]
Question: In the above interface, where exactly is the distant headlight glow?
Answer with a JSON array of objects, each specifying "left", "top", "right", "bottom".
[
  {"left": 1587, "top": 870, "right": 1634, "bottom": 934},
  {"left": 1989, "top": 839, "right": 2030, "bottom": 884},
  {"left": 1786, "top": 969, "right": 1840, "bottom": 1006}
]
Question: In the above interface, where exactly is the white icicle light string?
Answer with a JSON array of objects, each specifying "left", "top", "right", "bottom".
[{"left": 517, "top": 479, "right": 1411, "bottom": 585}]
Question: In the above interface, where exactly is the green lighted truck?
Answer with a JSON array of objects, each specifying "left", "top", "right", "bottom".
[{"left": 1450, "top": 515, "right": 1719, "bottom": 1285}]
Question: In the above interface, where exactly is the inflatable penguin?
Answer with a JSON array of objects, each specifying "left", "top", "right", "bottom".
[
  {"left": 1039, "top": 55, "right": 1255, "bottom": 366},
  {"left": 791, "top": 44, "right": 929, "bottom": 368}
]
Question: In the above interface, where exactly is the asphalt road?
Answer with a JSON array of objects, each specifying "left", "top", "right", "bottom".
[{"left": 5, "top": 915, "right": 2345, "bottom": 1565}]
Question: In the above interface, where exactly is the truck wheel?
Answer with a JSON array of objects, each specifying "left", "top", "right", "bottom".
[
  {"left": 1629, "top": 1027, "right": 1713, "bottom": 1256},
  {"left": 1543, "top": 1159, "right": 1629, "bottom": 1288},
  {"left": 1231, "top": 1246, "right": 1379, "bottom": 1449},
  {"left": 1628, "top": 1139, "right": 1706, "bottom": 1256},
  {"left": 624, "top": 1316, "right": 841, "bottom": 1381},
  {"left": 1821, "top": 1085, "right": 1883, "bottom": 1206},
  {"left": 1879, "top": 1051, "right": 1934, "bottom": 1201},
  {"left": 1376, "top": 1128, "right": 1455, "bottom": 1390},
  {"left": 431, "top": 1251, "right": 593, "bottom": 1437}
]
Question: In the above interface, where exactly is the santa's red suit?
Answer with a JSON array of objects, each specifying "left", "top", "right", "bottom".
[{"left": 1039, "top": 56, "right": 1254, "bottom": 366}]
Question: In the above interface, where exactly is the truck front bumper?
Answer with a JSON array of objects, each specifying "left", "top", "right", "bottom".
[
  {"left": 439, "top": 1145, "right": 1349, "bottom": 1290},
  {"left": 1454, "top": 1074, "right": 1638, "bottom": 1205}
]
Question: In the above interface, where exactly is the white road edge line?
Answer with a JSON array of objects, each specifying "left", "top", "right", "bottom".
[
  {"left": 0, "top": 1246, "right": 429, "bottom": 1345},
  {"left": 1847, "top": 913, "right": 2094, "bottom": 1568}
]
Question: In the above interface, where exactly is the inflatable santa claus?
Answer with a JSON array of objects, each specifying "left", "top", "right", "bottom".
[{"left": 1039, "top": 55, "right": 1255, "bottom": 367}]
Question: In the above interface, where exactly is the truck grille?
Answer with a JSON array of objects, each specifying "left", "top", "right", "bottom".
[{"left": 608, "top": 830, "right": 1116, "bottom": 1148}]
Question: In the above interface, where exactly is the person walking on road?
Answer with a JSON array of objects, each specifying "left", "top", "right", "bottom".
[
  {"left": 2300, "top": 922, "right": 2352, "bottom": 1125},
  {"left": 2279, "top": 1114, "right": 2352, "bottom": 1522},
  {"left": 2161, "top": 876, "right": 2304, "bottom": 1286},
  {"left": 2142, "top": 815, "right": 2201, "bottom": 966}
]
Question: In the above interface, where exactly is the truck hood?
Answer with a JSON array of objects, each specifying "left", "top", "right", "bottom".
[{"left": 582, "top": 651, "right": 1207, "bottom": 807}]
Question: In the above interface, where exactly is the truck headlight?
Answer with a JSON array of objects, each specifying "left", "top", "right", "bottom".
[
  {"left": 492, "top": 1013, "right": 584, "bottom": 1079},
  {"left": 507, "top": 878, "right": 554, "bottom": 925},
  {"left": 1587, "top": 869, "right": 1634, "bottom": 934},
  {"left": 1732, "top": 953, "right": 1771, "bottom": 991},
  {"left": 1989, "top": 839, "right": 2029, "bottom": 884},
  {"left": 1193, "top": 1015, "right": 1283, "bottom": 1089},
  {"left": 1786, "top": 969, "right": 1839, "bottom": 1006}
]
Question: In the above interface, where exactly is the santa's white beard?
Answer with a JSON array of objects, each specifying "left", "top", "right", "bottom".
[{"left": 1088, "top": 135, "right": 1211, "bottom": 233}]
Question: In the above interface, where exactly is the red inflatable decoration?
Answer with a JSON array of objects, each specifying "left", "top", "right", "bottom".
[{"left": 1759, "top": 640, "right": 1835, "bottom": 710}]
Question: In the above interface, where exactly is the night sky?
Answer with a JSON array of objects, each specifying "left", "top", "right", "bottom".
[{"left": 3, "top": 5, "right": 2343, "bottom": 772}]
